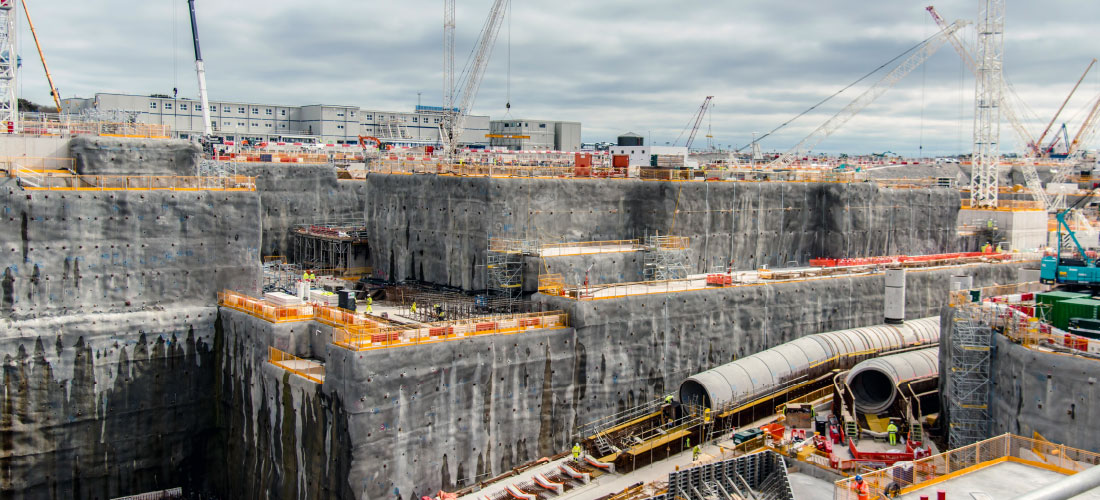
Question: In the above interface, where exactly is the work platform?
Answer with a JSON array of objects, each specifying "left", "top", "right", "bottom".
[{"left": 291, "top": 220, "right": 370, "bottom": 272}]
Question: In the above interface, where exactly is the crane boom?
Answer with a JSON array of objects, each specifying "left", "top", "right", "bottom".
[
  {"left": 767, "top": 20, "right": 966, "bottom": 169},
  {"left": 440, "top": 0, "right": 509, "bottom": 160},
  {"left": 677, "top": 96, "right": 713, "bottom": 150},
  {"left": 1068, "top": 93, "right": 1100, "bottom": 157},
  {"left": 187, "top": 0, "right": 212, "bottom": 137},
  {"left": 19, "top": 0, "right": 59, "bottom": 112},
  {"left": 1034, "top": 59, "right": 1095, "bottom": 153}
]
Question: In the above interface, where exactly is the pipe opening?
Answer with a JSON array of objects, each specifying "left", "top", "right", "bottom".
[
  {"left": 679, "top": 380, "right": 712, "bottom": 409},
  {"left": 850, "top": 369, "right": 897, "bottom": 413}
]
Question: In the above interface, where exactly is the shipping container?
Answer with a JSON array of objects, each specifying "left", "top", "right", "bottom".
[{"left": 1052, "top": 297, "right": 1100, "bottom": 330}]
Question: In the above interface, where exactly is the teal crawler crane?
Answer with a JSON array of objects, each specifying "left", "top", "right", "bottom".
[{"left": 1040, "top": 187, "right": 1100, "bottom": 285}]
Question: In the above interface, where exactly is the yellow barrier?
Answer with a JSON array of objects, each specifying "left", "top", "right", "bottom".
[
  {"left": 538, "top": 274, "right": 566, "bottom": 295},
  {"left": 268, "top": 346, "right": 325, "bottom": 383},
  {"left": 332, "top": 310, "right": 569, "bottom": 351},
  {"left": 538, "top": 239, "right": 641, "bottom": 255},
  {"left": 0, "top": 156, "right": 75, "bottom": 174},
  {"left": 960, "top": 199, "right": 1044, "bottom": 211},
  {"left": 834, "top": 433, "right": 1100, "bottom": 499},
  {"left": 18, "top": 119, "right": 170, "bottom": 139}
]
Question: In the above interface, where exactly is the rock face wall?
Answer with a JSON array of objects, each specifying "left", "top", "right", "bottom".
[
  {"left": 988, "top": 334, "right": 1100, "bottom": 453},
  {"left": 233, "top": 164, "right": 367, "bottom": 258},
  {"left": 0, "top": 307, "right": 219, "bottom": 497},
  {"left": 220, "top": 262, "right": 1022, "bottom": 500},
  {"left": 365, "top": 175, "right": 963, "bottom": 290},
  {"left": 0, "top": 175, "right": 261, "bottom": 320},
  {"left": 71, "top": 137, "right": 201, "bottom": 176}
]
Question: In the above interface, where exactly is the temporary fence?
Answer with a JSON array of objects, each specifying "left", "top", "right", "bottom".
[
  {"left": 218, "top": 291, "right": 315, "bottom": 323},
  {"left": 268, "top": 347, "right": 325, "bottom": 384},
  {"left": 0, "top": 156, "right": 75, "bottom": 175},
  {"left": 538, "top": 239, "right": 642, "bottom": 256},
  {"left": 17, "top": 118, "right": 171, "bottom": 139},
  {"left": 15, "top": 173, "right": 256, "bottom": 191},
  {"left": 331, "top": 310, "right": 569, "bottom": 351},
  {"left": 833, "top": 433, "right": 1100, "bottom": 499},
  {"left": 960, "top": 199, "right": 1044, "bottom": 211}
]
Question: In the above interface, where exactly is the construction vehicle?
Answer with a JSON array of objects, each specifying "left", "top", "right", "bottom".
[{"left": 1040, "top": 186, "right": 1100, "bottom": 286}]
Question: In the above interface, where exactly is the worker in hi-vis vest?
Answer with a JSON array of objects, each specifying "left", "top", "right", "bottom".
[
  {"left": 572, "top": 443, "right": 582, "bottom": 460},
  {"left": 887, "top": 421, "right": 899, "bottom": 446}
]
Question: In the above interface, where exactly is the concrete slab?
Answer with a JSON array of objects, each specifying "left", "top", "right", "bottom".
[
  {"left": 789, "top": 472, "right": 836, "bottom": 500},
  {"left": 896, "top": 461, "right": 1100, "bottom": 500}
]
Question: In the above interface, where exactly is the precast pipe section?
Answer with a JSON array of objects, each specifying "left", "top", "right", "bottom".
[
  {"left": 844, "top": 347, "right": 939, "bottom": 414},
  {"left": 679, "top": 317, "right": 939, "bottom": 409}
]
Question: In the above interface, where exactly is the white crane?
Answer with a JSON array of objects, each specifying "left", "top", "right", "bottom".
[
  {"left": 439, "top": 0, "right": 509, "bottom": 162},
  {"left": 767, "top": 20, "right": 968, "bottom": 170},
  {"left": 969, "top": 0, "right": 1005, "bottom": 209},
  {"left": 187, "top": 0, "right": 212, "bottom": 138}
]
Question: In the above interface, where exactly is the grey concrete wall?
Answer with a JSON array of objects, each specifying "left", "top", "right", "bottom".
[
  {"left": 989, "top": 334, "right": 1100, "bottom": 453},
  {"left": 365, "top": 175, "right": 964, "bottom": 290},
  {"left": 0, "top": 307, "right": 219, "bottom": 498},
  {"left": 522, "top": 252, "right": 645, "bottom": 293},
  {"left": 233, "top": 164, "right": 367, "bottom": 259},
  {"left": 215, "top": 262, "right": 1022, "bottom": 500},
  {"left": 0, "top": 176, "right": 261, "bottom": 320},
  {"left": 0, "top": 136, "right": 72, "bottom": 159},
  {"left": 70, "top": 136, "right": 201, "bottom": 176}
]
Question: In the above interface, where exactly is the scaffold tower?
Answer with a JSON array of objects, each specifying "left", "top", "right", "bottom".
[
  {"left": 486, "top": 237, "right": 533, "bottom": 303},
  {"left": 0, "top": 0, "right": 17, "bottom": 131},
  {"left": 643, "top": 233, "right": 693, "bottom": 281},
  {"left": 947, "top": 308, "right": 994, "bottom": 449}
]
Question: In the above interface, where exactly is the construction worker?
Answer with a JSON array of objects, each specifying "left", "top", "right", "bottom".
[
  {"left": 302, "top": 270, "right": 309, "bottom": 282},
  {"left": 887, "top": 421, "right": 899, "bottom": 446},
  {"left": 692, "top": 444, "right": 701, "bottom": 461},
  {"left": 572, "top": 443, "right": 582, "bottom": 460},
  {"left": 853, "top": 475, "right": 869, "bottom": 500},
  {"left": 366, "top": 296, "right": 373, "bottom": 314},
  {"left": 434, "top": 303, "right": 443, "bottom": 321},
  {"left": 411, "top": 302, "right": 417, "bottom": 316},
  {"left": 665, "top": 394, "right": 674, "bottom": 405},
  {"left": 308, "top": 270, "right": 316, "bottom": 281},
  {"left": 703, "top": 407, "right": 711, "bottom": 423},
  {"left": 685, "top": 437, "right": 691, "bottom": 451}
]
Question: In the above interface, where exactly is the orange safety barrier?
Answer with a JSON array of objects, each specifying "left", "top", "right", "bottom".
[
  {"left": 268, "top": 346, "right": 325, "bottom": 383},
  {"left": 219, "top": 291, "right": 314, "bottom": 322},
  {"left": 332, "top": 310, "right": 569, "bottom": 351},
  {"left": 17, "top": 173, "right": 256, "bottom": 191}
]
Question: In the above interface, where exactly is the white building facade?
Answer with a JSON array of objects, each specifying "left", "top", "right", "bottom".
[
  {"left": 488, "top": 119, "right": 581, "bottom": 151},
  {"left": 62, "top": 93, "right": 490, "bottom": 147}
]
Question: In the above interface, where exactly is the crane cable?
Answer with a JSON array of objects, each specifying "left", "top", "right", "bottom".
[{"left": 734, "top": 29, "right": 942, "bottom": 153}]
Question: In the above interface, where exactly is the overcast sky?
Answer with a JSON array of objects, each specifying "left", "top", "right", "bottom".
[{"left": 13, "top": 1, "right": 1100, "bottom": 155}]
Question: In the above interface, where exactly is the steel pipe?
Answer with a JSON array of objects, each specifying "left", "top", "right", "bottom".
[
  {"left": 1012, "top": 464, "right": 1100, "bottom": 500},
  {"left": 679, "top": 317, "right": 939, "bottom": 409},
  {"left": 844, "top": 347, "right": 939, "bottom": 414}
]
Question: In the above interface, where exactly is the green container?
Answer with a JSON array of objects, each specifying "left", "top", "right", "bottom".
[
  {"left": 1052, "top": 297, "right": 1100, "bottom": 330},
  {"left": 1036, "top": 291, "right": 1091, "bottom": 323}
]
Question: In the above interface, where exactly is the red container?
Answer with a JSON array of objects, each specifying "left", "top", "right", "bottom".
[
  {"left": 574, "top": 153, "right": 593, "bottom": 168},
  {"left": 612, "top": 154, "right": 630, "bottom": 168}
]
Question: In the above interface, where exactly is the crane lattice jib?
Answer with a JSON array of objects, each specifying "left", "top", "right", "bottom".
[
  {"left": 970, "top": 0, "right": 1005, "bottom": 210},
  {"left": 684, "top": 96, "right": 713, "bottom": 151},
  {"left": 0, "top": 0, "right": 17, "bottom": 132},
  {"left": 1069, "top": 93, "right": 1100, "bottom": 156},
  {"left": 440, "top": 0, "right": 509, "bottom": 159},
  {"left": 927, "top": 5, "right": 1033, "bottom": 151},
  {"left": 767, "top": 20, "right": 967, "bottom": 170}
]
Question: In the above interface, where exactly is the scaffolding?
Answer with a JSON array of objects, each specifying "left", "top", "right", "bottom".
[
  {"left": 651, "top": 450, "right": 794, "bottom": 500},
  {"left": 486, "top": 237, "right": 534, "bottom": 308},
  {"left": 292, "top": 220, "right": 369, "bottom": 272},
  {"left": 643, "top": 234, "right": 693, "bottom": 281},
  {"left": 947, "top": 308, "right": 995, "bottom": 450}
]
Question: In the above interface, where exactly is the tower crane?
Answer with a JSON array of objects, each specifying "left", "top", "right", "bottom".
[
  {"left": 187, "top": 0, "right": 212, "bottom": 138},
  {"left": 767, "top": 20, "right": 968, "bottom": 170},
  {"left": 674, "top": 96, "right": 713, "bottom": 151},
  {"left": 969, "top": 0, "right": 1005, "bottom": 210},
  {"left": 439, "top": 0, "right": 509, "bottom": 162},
  {"left": 1067, "top": 93, "right": 1100, "bottom": 158},
  {"left": 925, "top": 5, "right": 1033, "bottom": 152}
]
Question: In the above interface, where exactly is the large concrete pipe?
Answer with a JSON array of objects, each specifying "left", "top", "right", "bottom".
[
  {"left": 679, "top": 317, "right": 939, "bottom": 409},
  {"left": 1012, "top": 465, "right": 1100, "bottom": 500},
  {"left": 844, "top": 347, "right": 939, "bottom": 414}
]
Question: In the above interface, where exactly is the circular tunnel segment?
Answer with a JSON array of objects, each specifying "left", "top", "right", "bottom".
[{"left": 844, "top": 348, "right": 939, "bottom": 415}]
